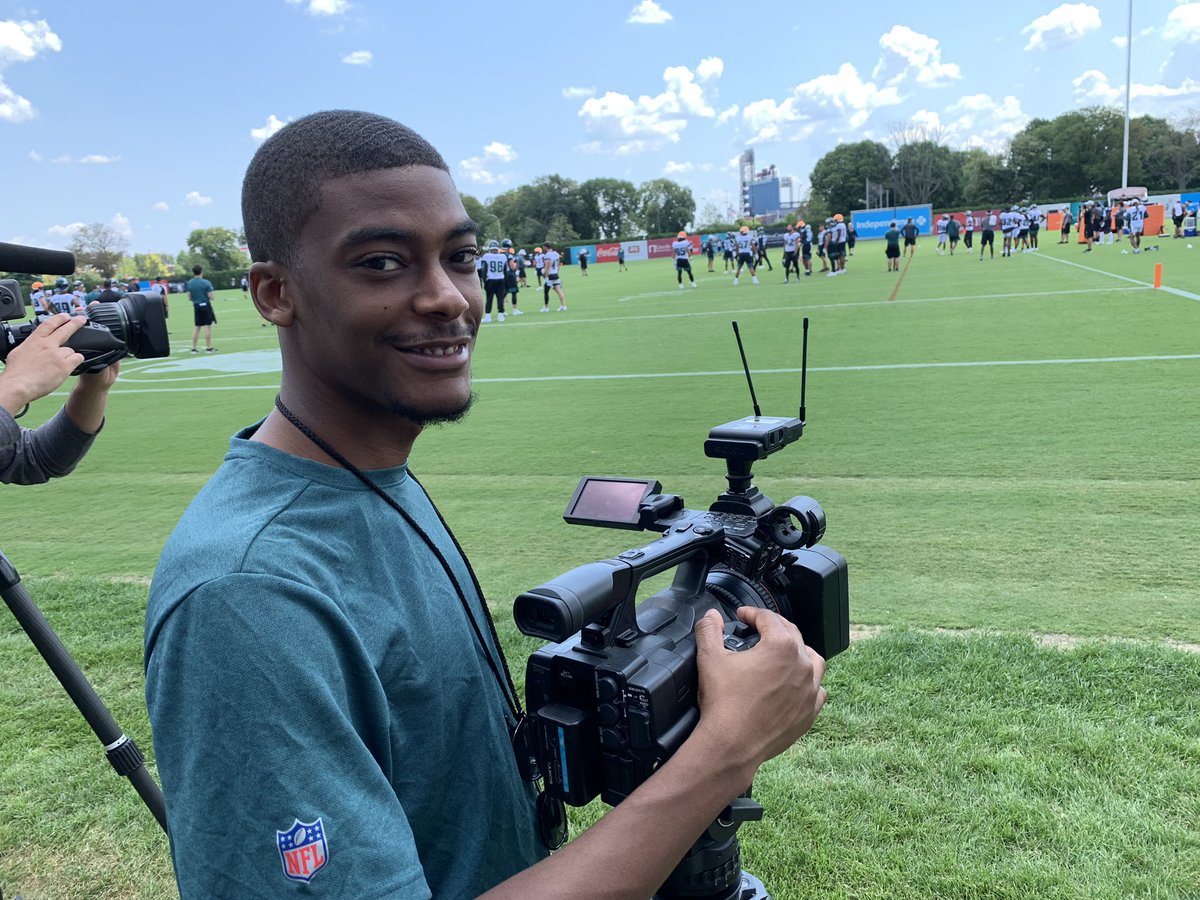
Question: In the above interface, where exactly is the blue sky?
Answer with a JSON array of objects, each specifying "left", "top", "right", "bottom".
[{"left": 2, "top": 0, "right": 1198, "bottom": 256}]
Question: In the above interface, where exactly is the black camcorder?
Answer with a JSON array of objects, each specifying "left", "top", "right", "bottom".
[
  {"left": 0, "top": 242, "right": 170, "bottom": 373},
  {"left": 515, "top": 413, "right": 849, "bottom": 810},
  {"left": 514, "top": 324, "right": 849, "bottom": 881}
]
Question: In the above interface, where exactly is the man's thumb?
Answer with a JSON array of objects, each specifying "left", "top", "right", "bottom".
[{"left": 694, "top": 609, "right": 724, "bottom": 658}]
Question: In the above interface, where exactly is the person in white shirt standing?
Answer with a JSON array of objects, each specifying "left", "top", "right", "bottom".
[
  {"left": 672, "top": 231, "right": 698, "bottom": 289},
  {"left": 731, "top": 226, "right": 758, "bottom": 286},
  {"left": 1126, "top": 198, "right": 1147, "bottom": 253},
  {"left": 541, "top": 241, "right": 566, "bottom": 311}
]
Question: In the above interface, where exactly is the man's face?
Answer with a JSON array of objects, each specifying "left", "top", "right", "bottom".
[{"left": 284, "top": 165, "right": 482, "bottom": 429}]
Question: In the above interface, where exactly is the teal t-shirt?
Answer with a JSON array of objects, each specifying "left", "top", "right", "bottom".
[
  {"left": 145, "top": 425, "right": 544, "bottom": 898},
  {"left": 185, "top": 276, "right": 213, "bottom": 305}
]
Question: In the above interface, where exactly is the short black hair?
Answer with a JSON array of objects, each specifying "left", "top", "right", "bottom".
[
  {"left": 192, "top": 265, "right": 203, "bottom": 275},
  {"left": 241, "top": 110, "right": 450, "bottom": 269}
]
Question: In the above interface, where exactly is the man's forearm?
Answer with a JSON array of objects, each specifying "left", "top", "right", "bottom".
[
  {"left": 483, "top": 725, "right": 757, "bottom": 900},
  {"left": 63, "top": 379, "right": 110, "bottom": 434}
]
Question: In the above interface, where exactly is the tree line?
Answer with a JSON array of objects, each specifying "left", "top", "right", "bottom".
[
  {"left": 808, "top": 105, "right": 1200, "bottom": 219},
  {"left": 46, "top": 103, "right": 1198, "bottom": 279}
]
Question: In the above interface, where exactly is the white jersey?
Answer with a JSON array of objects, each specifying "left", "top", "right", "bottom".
[
  {"left": 722, "top": 237, "right": 735, "bottom": 253},
  {"left": 1126, "top": 205, "right": 1146, "bottom": 233},
  {"left": 964, "top": 215, "right": 974, "bottom": 232},
  {"left": 543, "top": 249, "right": 561, "bottom": 276},
  {"left": 672, "top": 239, "right": 691, "bottom": 260},
  {"left": 734, "top": 233, "right": 754, "bottom": 255},
  {"left": 1171, "top": 200, "right": 1183, "bottom": 217},
  {"left": 782, "top": 232, "right": 800, "bottom": 253},
  {"left": 936, "top": 219, "right": 948, "bottom": 237},
  {"left": 533, "top": 252, "right": 544, "bottom": 272},
  {"left": 799, "top": 224, "right": 813, "bottom": 244},
  {"left": 480, "top": 250, "right": 508, "bottom": 281},
  {"left": 831, "top": 223, "right": 847, "bottom": 243}
]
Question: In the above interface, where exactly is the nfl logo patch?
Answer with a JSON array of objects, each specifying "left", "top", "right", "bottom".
[{"left": 277, "top": 817, "right": 329, "bottom": 884}]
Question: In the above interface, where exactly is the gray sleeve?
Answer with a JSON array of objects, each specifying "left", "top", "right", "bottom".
[{"left": 0, "top": 405, "right": 100, "bottom": 485}]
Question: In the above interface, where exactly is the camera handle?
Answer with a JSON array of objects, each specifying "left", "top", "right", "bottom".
[{"left": 0, "top": 548, "right": 167, "bottom": 832}]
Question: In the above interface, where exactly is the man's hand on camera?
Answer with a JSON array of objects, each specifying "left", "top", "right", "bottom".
[
  {"left": 693, "top": 607, "right": 827, "bottom": 782},
  {"left": 0, "top": 314, "right": 89, "bottom": 416}
]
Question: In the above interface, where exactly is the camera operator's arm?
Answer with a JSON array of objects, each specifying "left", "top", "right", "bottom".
[
  {"left": 0, "top": 314, "right": 117, "bottom": 484},
  {"left": 483, "top": 607, "right": 827, "bottom": 900}
]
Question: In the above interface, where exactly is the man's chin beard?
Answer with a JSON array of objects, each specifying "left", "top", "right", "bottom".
[{"left": 390, "top": 391, "right": 476, "bottom": 429}]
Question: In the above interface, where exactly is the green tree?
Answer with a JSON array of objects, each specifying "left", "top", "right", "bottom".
[
  {"left": 545, "top": 213, "right": 579, "bottom": 247},
  {"left": 1141, "top": 113, "right": 1200, "bottom": 191},
  {"left": 809, "top": 140, "right": 892, "bottom": 216},
  {"left": 185, "top": 227, "right": 244, "bottom": 271},
  {"left": 579, "top": 177, "right": 639, "bottom": 239},
  {"left": 132, "top": 252, "right": 170, "bottom": 278},
  {"left": 888, "top": 124, "right": 960, "bottom": 208},
  {"left": 959, "top": 149, "right": 1018, "bottom": 208},
  {"left": 66, "top": 223, "right": 128, "bottom": 277},
  {"left": 636, "top": 178, "right": 695, "bottom": 234}
]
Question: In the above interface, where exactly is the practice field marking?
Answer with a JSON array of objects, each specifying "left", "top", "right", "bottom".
[
  {"left": 1033, "top": 252, "right": 1200, "bottom": 302},
  {"left": 888, "top": 254, "right": 914, "bottom": 302},
  {"left": 504, "top": 285, "right": 1149, "bottom": 329},
  {"left": 89, "top": 352, "right": 1200, "bottom": 395}
]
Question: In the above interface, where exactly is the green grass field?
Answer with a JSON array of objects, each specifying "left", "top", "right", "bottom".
[{"left": 2, "top": 233, "right": 1199, "bottom": 898}]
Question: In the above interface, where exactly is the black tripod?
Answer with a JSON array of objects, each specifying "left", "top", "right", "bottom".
[
  {"left": 655, "top": 795, "right": 770, "bottom": 900},
  {"left": 0, "top": 548, "right": 167, "bottom": 831}
]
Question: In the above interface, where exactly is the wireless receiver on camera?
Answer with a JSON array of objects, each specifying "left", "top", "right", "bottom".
[{"left": 514, "top": 317, "right": 848, "bottom": 900}]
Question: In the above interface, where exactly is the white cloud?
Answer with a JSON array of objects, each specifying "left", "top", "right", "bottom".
[
  {"left": 578, "top": 59, "right": 723, "bottom": 153},
  {"left": 945, "top": 93, "right": 1030, "bottom": 147},
  {"left": 482, "top": 141, "right": 517, "bottom": 162},
  {"left": 874, "top": 26, "right": 961, "bottom": 86},
  {"left": 286, "top": 0, "right": 349, "bottom": 15},
  {"left": 742, "top": 63, "right": 903, "bottom": 144},
  {"left": 0, "top": 19, "right": 62, "bottom": 123},
  {"left": 341, "top": 50, "right": 372, "bottom": 65},
  {"left": 716, "top": 104, "right": 739, "bottom": 126},
  {"left": 1023, "top": 3, "right": 1102, "bottom": 50},
  {"left": 1164, "top": 2, "right": 1200, "bottom": 41},
  {"left": 626, "top": 1, "right": 671, "bottom": 24},
  {"left": 27, "top": 149, "right": 40, "bottom": 161},
  {"left": 1111, "top": 35, "right": 1128, "bottom": 48},
  {"left": 185, "top": 191, "right": 213, "bottom": 207},
  {"left": 79, "top": 154, "right": 119, "bottom": 164},
  {"left": 109, "top": 212, "right": 132, "bottom": 237},
  {"left": 251, "top": 114, "right": 289, "bottom": 143},
  {"left": 696, "top": 57, "right": 723, "bottom": 81},
  {"left": 50, "top": 153, "right": 71, "bottom": 164},
  {"left": 663, "top": 160, "right": 693, "bottom": 174},
  {"left": 46, "top": 222, "right": 83, "bottom": 238},
  {"left": 153, "top": 201, "right": 170, "bottom": 212},
  {"left": 910, "top": 109, "right": 943, "bottom": 131},
  {"left": 1073, "top": 69, "right": 1200, "bottom": 106},
  {"left": 562, "top": 85, "right": 595, "bottom": 99},
  {"left": 458, "top": 142, "right": 518, "bottom": 186}
]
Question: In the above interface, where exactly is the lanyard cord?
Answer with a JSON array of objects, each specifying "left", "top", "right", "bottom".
[{"left": 272, "top": 395, "right": 523, "bottom": 723}]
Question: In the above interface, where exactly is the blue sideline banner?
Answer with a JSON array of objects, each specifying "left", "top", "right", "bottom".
[{"left": 851, "top": 204, "right": 933, "bottom": 239}]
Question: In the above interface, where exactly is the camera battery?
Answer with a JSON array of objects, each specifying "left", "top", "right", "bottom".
[{"left": 535, "top": 702, "right": 601, "bottom": 807}]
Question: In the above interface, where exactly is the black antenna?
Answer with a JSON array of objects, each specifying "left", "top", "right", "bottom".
[
  {"left": 731, "top": 321, "right": 762, "bottom": 418},
  {"left": 799, "top": 317, "right": 809, "bottom": 422}
]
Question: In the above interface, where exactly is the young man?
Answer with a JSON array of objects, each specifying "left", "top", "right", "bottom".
[
  {"left": 532, "top": 246, "right": 544, "bottom": 286},
  {"left": 963, "top": 211, "right": 974, "bottom": 250},
  {"left": 721, "top": 232, "right": 735, "bottom": 272},
  {"left": 781, "top": 223, "right": 800, "bottom": 283},
  {"left": 479, "top": 239, "right": 508, "bottom": 323},
  {"left": 1059, "top": 207, "right": 1073, "bottom": 244},
  {"left": 185, "top": 264, "right": 217, "bottom": 352},
  {"left": 541, "top": 241, "right": 566, "bottom": 310},
  {"left": 798, "top": 219, "right": 814, "bottom": 275},
  {"left": 144, "top": 109, "right": 826, "bottom": 899},
  {"left": 754, "top": 229, "right": 773, "bottom": 271},
  {"left": 617, "top": 246, "right": 627, "bottom": 271},
  {"left": 577, "top": 248, "right": 589, "bottom": 276},
  {"left": 672, "top": 230, "right": 697, "bottom": 289},
  {"left": 732, "top": 225, "right": 758, "bottom": 285},
  {"left": 935, "top": 214, "right": 949, "bottom": 255},
  {"left": 1126, "top": 197, "right": 1146, "bottom": 253},
  {"left": 704, "top": 236, "right": 715, "bottom": 272},
  {"left": 1170, "top": 197, "right": 1185, "bottom": 238},
  {"left": 901, "top": 218, "right": 918, "bottom": 258},
  {"left": 884, "top": 221, "right": 901, "bottom": 272},
  {"left": 980, "top": 210, "right": 997, "bottom": 260},
  {"left": 827, "top": 215, "right": 847, "bottom": 276}
]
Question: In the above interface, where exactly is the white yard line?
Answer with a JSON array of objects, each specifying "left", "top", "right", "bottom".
[
  {"left": 1033, "top": 251, "right": 1200, "bottom": 302},
  {"left": 88, "top": 352, "right": 1200, "bottom": 394}
]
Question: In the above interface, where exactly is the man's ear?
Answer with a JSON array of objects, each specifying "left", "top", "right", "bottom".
[{"left": 249, "top": 261, "right": 295, "bottom": 327}]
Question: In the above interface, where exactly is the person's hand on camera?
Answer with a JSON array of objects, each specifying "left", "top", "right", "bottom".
[
  {"left": 693, "top": 606, "right": 827, "bottom": 781},
  {"left": 0, "top": 314, "right": 88, "bottom": 416}
]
